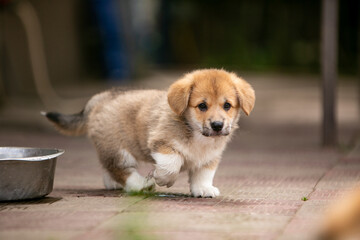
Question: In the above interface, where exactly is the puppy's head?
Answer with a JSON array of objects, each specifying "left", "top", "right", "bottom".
[{"left": 167, "top": 69, "right": 255, "bottom": 137}]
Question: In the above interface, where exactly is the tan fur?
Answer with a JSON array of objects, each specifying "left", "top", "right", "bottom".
[
  {"left": 155, "top": 145, "right": 175, "bottom": 155},
  {"left": 319, "top": 187, "right": 360, "bottom": 240},
  {"left": 50, "top": 121, "right": 86, "bottom": 136},
  {"left": 167, "top": 75, "right": 193, "bottom": 115},
  {"left": 204, "top": 159, "right": 220, "bottom": 170},
  {"left": 45, "top": 69, "right": 255, "bottom": 195},
  {"left": 230, "top": 73, "right": 255, "bottom": 115}
]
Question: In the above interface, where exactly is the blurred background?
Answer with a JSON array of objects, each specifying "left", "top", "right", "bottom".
[
  {"left": 0, "top": 0, "right": 359, "bottom": 146},
  {"left": 0, "top": 1, "right": 360, "bottom": 239}
]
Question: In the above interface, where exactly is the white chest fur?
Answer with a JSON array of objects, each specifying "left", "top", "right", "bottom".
[{"left": 173, "top": 132, "right": 227, "bottom": 170}]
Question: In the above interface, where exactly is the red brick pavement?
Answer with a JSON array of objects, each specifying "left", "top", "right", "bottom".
[{"left": 0, "top": 73, "right": 359, "bottom": 240}]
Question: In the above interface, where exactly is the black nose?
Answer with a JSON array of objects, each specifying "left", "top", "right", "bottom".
[{"left": 210, "top": 121, "right": 224, "bottom": 132}]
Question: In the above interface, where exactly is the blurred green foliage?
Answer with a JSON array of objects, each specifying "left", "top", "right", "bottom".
[
  {"left": 157, "top": 0, "right": 359, "bottom": 74},
  {"left": 80, "top": 0, "right": 359, "bottom": 78}
]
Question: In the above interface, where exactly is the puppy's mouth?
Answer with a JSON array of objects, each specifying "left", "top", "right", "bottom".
[{"left": 201, "top": 127, "right": 230, "bottom": 137}]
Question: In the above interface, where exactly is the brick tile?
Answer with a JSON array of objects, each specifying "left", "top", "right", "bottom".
[
  {"left": 96, "top": 212, "right": 291, "bottom": 235},
  {"left": 0, "top": 76, "right": 358, "bottom": 240},
  {"left": 0, "top": 230, "right": 81, "bottom": 240},
  {"left": 0, "top": 195, "right": 143, "bottom": 212},
  {"left": 0, "top": 211, "right": 117, "bottom": 231}
]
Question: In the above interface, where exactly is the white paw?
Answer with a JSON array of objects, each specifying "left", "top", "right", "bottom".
[
  {"left": 124, "top": 172, "right": 155, "bottom": 192},
  {"left": 103, "top": 171, "right": 123, "bottom": 190},
  {"left": 143, "top": 178, "right": 156, "bottom": 191},
  {"left": 191, "top": 185, "right": 220, "bottom": 198},
  {"left": 153, "top": 169, "right": 178, "bottom": 188}
]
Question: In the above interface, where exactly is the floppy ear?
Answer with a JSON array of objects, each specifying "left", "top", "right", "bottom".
[
  {"left": 231, "top": 75, "right": 255, "bottom": 116},
  {"left": 167, "top": 75, "right": 193, "bottom": 115}
]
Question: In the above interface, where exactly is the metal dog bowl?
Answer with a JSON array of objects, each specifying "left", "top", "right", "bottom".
[{"left": 0, "top": 147, "right": 64, "bottom": 201}]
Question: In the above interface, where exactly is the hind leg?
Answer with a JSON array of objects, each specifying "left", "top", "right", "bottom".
[
  {"left": 100, "top": 149, "right": 155, "bottom": 192},
  {"left": 103, "top": 171, "right": 123, "bottom": 190}
]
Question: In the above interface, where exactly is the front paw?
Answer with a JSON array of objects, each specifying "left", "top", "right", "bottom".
[
  {"left": 153, "top": 168, "right": 178, "bottom": 188},
  {"left": 124, "top": 173, "right": 156, "bottom": 193},
  {"left": 191, "top": 185, "right": 220, "bottom": 198}
]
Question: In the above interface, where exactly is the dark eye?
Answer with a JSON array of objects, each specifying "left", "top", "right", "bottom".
[
  {"left": 223, "top": 102, "right": 231, "bottom": 111},
  {"left": 198, "top": 103, "right": 208, "bottom": 112}
]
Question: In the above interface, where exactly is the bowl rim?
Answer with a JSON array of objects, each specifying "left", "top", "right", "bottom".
[{"left": 0, "top": 147, "right": 65, "bottom": 161}]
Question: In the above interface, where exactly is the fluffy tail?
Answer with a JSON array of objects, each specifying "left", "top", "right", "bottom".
[{"left": 42, "top": 110, "right": 87, "bottom": 136}]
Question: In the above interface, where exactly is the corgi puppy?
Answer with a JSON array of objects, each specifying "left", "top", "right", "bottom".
[{"left": 44, "top": 69, "right": 255, "bottom": 197}]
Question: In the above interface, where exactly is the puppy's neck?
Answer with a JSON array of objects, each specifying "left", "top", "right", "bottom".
[{"left": 173, "top": 130, "right": 227, "bottom": 170}]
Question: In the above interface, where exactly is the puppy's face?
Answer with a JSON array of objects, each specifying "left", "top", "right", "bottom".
[
  {"left": 168, "top": 69, "right": 255, "bottom": 137},
  {"left": 187, "top": 75, "right": 239, "bottom": 136}
]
